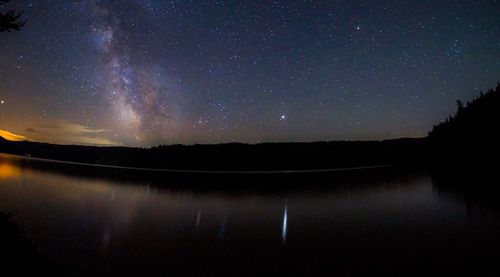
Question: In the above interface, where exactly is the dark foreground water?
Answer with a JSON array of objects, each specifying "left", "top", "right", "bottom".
[{"left": 0, "top": 153, "right": 499, "bottom": 276}]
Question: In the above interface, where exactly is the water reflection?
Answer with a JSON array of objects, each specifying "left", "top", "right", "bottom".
[
  {"left": 282, "top": 199, "right": 288, "bottom": 243},
  {"left": 0, "top": 153, "right": 499, "bottom": 276},
  {"left": 195, "top": 209, "right": 202, "bottom": 230},
  {"left": 0, "top": 162, "right": 20, "bottom": 180},
  {"left": 219, "top": 213, "right": 227, "bottom": 239}
]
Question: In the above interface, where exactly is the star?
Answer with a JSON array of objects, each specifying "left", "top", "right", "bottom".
[{"left": 280, "top": 114, "right": 286, "bottom": 121}]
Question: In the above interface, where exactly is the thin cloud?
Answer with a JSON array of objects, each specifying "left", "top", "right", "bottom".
[
  {"left": 19, "top": 120, "right": 120, "bottom": 146},
  {"left": 25, "top": 127, "right": 38, "bottom": 133}
]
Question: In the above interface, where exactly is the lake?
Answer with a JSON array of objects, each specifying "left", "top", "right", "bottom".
[{"left": 0, "top": 153, "right": 499, "bottom": 276}]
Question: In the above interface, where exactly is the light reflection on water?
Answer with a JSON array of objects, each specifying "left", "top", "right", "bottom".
[
  {"left": 0, "top": 153, "right": 499, "bottom": 276},
  {"left": 282, "top": 199, "right": 288, "bottom": 243},
  {"left": 0, "top": 162, "right": 21, "bottom": 179}
]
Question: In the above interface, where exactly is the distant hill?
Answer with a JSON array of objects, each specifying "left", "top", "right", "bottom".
[
  {"left": 429, "top": 83, "right": 500, "bottom": 168},
  {"left": 0, "top": 136, "right": 425, "bottom": 171}
]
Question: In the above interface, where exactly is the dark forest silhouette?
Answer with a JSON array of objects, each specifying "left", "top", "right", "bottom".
[
  {"left": 0, "top": 0, "right": 25, "bottom": 32},
  {"left": 428, "top": 83, "right": 500, "bottom": 170}
]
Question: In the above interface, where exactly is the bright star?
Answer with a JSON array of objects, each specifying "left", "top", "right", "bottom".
[{"left": 280, "top": 114, "right": 286, "bottom": 120}]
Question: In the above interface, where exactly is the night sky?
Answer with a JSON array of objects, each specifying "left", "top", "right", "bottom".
[{"left": 0, "top": 0, "right": 499, "bottom": 146}]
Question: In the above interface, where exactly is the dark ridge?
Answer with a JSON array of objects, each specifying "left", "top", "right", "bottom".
[{"left": 0, "top": 136, "right": 427, "bottom": 171}]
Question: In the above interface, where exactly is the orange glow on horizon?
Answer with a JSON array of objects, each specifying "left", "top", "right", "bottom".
[{"left": 0, "top": 129, "right": 28, "bottom": 141}]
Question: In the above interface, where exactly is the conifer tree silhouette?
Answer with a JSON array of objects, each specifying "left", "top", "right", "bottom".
[{"left": 0, "top": 0, "right": 25, "bottom": 32}]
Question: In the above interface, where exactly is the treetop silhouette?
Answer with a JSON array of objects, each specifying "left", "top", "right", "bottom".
[{"left": 0, "top": 0, "right": 25, "bottom": 32}]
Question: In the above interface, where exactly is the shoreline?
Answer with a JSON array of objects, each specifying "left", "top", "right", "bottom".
[{"left": 0, "top": 152, "right": 391, "bottom": 174}]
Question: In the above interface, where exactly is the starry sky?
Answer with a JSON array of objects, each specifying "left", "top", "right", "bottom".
[{"left": 0, "top": 0, "right": 499, "bottom": 146}]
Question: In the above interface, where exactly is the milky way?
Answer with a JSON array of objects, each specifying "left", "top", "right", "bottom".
[
  {"left": 89, "top": 0, "right": 184, "bottom": 144},
  {"left": 0, "top": 0, "right": 498, "bottom": 146}
]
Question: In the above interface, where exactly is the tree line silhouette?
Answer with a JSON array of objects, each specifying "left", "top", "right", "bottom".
[
  {"left": 0, "top": 137, "right": 426, "bottom": 171},
  {"left": 428, "top": 83, "right": 500, "bottom": 170}
]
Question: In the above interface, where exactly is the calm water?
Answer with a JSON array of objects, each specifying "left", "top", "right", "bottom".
[{"left": 0, "top": 153, "right": 499, "bottom": 276}]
